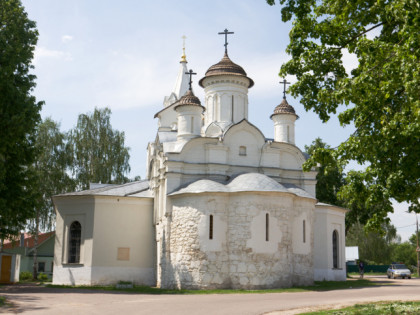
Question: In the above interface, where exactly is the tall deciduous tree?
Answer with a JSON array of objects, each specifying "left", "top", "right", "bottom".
[
  {"left": 29, "top": 118, "right": 75, "bottom": 278},
  {"left": 68, "top": 107, "right": 131, "bottom": 190},
  {"left": 304, "top": 138, "right": 345, "bottom": 207},
  {"left": 0, "top": 0, "right": 43, "bottom": 241},
  {"left": 347, "top": 222, "right": 400, "bottom": 264},
  {"left": 266, "top": 0, "right": 420, "bottom": 228}
]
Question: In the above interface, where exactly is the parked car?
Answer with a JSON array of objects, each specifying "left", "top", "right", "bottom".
[{"left": 387, "top": 263, "right": 411, "bottom": 279}]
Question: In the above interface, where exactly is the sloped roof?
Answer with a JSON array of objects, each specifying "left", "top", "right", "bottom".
[
  {"left": 55, "top": 180, "right": 151, "bottom": 198},
  {"left": 3, "top": 231, "right": 55, "bottom": 249}
]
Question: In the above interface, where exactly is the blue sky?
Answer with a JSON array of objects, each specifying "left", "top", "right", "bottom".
[{"left": 21, "top": 0, "right": 415, "bottom": 241}]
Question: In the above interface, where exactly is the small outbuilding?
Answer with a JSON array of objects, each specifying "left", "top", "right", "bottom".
[{"left": 0, "top": 252, "right": 20, "bottom": 283}]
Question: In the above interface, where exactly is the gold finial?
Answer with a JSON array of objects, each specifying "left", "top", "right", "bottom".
[{"left": 181, "top": 35, "right": 187, "bottom": 62}]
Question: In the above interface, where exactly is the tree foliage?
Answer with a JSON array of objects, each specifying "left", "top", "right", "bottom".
[
  {"left": 267, "top": 0, "right": 420, "bottom": 228},
  {"left": 347, "top": 222, "right": 399, "bottom": 264},
  {"left": 0, "top": 0, "right": 43, "bottom": 240},
  {"left": 304, "top": 138, "right": 345, "bottom": 207},
  {"left": 29, "top": 118, "right": 75, "bottom": 231},
  {"left": 68, "top": 107, "right": 131, "bottom": 190}
]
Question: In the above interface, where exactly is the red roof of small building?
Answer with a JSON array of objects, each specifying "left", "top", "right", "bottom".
[{"left": 3, "top": 231, "right": 55, "bottom": 249}]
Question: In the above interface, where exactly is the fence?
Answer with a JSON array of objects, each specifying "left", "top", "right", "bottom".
[{"left": 347, "top": 265, "right": 389, "bottom": 273}]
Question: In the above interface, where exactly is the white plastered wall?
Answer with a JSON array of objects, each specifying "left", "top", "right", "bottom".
[
  {"left": 90, "top": 196, "right": 155, "bottom": 286},
  {"left": 53, "top": 195, "right": 155, "bottom": 286},
  {"left": 313, "top": 204, "right": 347, "bottom": 281}
]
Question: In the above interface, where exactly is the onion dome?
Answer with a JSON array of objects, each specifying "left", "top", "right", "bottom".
[
  {"left": 199, "top": 53, "right": 254, "bottom": 88},
  {"left": 174, "top": 90, "right": 205, "bottom": 111},
  {"left": 270, "top": 98, "right": 299, "bottom": 119}
]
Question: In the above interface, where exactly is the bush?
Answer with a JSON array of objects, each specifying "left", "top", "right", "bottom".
[
  {"left": 37, "top": 273, "right": 49, "bottom": 281},
  {"left": 19, "top": 271, "right": 33, "bottom": 281}
]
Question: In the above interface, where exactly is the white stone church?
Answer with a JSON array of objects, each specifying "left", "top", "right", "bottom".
[{"left": 52, "top": 34, "right": 347, "bottom": 289}]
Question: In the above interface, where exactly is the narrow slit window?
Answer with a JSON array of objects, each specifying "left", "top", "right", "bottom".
[
  {"left": 239, "top": 146, "right": 246, "bottom": 156},
  {"left": 303, "top": 220, "right": 306, "bottom": 243},
  {"left": 266, "top": 213, "right": 269, "bottom": 241},
  {"left": 287, "top": 125, "right": 290, "bottom": 142},
  {"left": 191, "top": 116, "right": 194, "bottom": 133},
  {"left": 209, "top": 215, "right": 213, "bottom": 240},
  {"left": 333, "top": 230, "right": 339, "bottom": 268}
]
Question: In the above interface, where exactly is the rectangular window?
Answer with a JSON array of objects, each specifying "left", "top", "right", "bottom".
[
  {"left": 239, "top": 146, "right": 246, "bottom": 156},
  {"left": 38, "top": 262, "right": 45, "bottom": 273},
  {"left": 303, "top": 220, "right": 306, "bottom": 243},
  {"left": 266, "top": 213, "right": 269, "bottom": 241},
  {"left": 209, "top": 215, "right": 213, "bottom": 240}
]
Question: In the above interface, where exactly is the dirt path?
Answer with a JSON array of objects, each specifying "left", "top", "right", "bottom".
[{"left": 1, "top": 276, "right": 420, "bottom": 314}]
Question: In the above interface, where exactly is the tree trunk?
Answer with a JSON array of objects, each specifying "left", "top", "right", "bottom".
[{"left": 32, "top": 211, "right": 39, "bottom": 280}]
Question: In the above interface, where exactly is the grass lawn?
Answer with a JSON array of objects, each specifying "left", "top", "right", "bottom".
[
  {"left": 46, "top": 278, "right": 376, "bottom": 295},
  {"left": 299, "top": 301, "right": 420, "bottom": 314}
]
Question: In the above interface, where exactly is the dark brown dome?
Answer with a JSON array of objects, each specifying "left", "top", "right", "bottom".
[
  {"left": 174, "top": 90, "right": 205, "bottom": 111},
  {"left": 270, "top": 98, "right": 299, "bottom": 119},
  {"left": 199, "top": 53, "right": 254, "bottom": 88}
]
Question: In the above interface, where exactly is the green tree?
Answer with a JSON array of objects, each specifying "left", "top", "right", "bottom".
[
  {"left": 304, "top": 138, "right": 345, "bottom": 207},
  {"left": 266, "top": 0, "right": 420, "bottom": 228},
  {"left": 391, "top": 241, "right": 416, "bottom": 267},
  {"left": 29, "top": 118, "right": 75, "bottom": 278},
  {"left": 347, "top": 222, "right": 399, "bottom": 264},
  {"left": 68, "top": 107, "right": 131, "bottom": 190},
  {"left": 0, "top": 0, "right": 43, "bottom": 242}
]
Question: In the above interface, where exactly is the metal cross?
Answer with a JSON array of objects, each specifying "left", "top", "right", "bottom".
[
  {"left": 185, "top": 69, "right": 197, "bottom": 90},
  {"left": 218, "top": 28, "right": 234, "bottom": 54},
  {"left": 280, "top": 78, "right": 291, "bottom": 99}
]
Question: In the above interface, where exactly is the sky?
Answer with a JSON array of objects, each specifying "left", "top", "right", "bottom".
[{"left": 21, "top": 0, "right": 416, "bottom": 241}]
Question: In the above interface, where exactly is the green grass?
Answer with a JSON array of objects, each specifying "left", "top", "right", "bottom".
[
  {"left": 46, "top": 279, "right": 375, "bottom": 295},
  {"left": 299, "top": 301, "right": 420, "bottom": 314},
  {"left": 0, "top": 296, "right": 5, "bottom": 307}
]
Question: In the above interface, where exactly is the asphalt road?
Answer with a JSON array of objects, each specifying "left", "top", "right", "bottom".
[{"left": 1, "top": 276, "right": 420, "bottom": 314}]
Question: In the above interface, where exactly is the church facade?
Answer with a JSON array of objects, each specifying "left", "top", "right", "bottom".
[{"left": 52, "top": 35, "right": 347, "bottom": 289}]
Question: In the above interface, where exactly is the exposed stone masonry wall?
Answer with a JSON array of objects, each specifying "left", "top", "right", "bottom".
[{"left": 160, "top": 193, "right": 314, "bottom": 289}]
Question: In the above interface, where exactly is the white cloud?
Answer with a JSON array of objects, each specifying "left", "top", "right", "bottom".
[
  {"left": 34, "top": 46, "right": 73, "bottom": 64},
  {"left": 62, "top": 35, "right": 74, "bottom": 43},
  {"left": 342, "top": 49, "right": 359, "bottom": 76},
  {"left": 388, "top": 201, "right": 418, "bottom": 242}
]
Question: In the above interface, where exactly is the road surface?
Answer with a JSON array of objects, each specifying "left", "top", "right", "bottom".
[{"left": 1, "top": 276, "right": 419, "bottom": 314}]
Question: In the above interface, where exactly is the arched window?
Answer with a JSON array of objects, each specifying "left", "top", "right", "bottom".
[
  {"left": 69, "top": 221, "right": 81, "bottom": 263},
  {"left": 266, "top": 213, "right": 269, "bottom": 241},
  {"left": 332, "top": 230, "right": 339, "bottom": 268},
  {"left": 209, "top": 215, "right": 213, "bottom": 240}
]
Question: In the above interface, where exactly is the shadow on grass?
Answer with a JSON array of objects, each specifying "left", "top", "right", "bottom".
[{"left": 43, "top": 279, "right": 378, "bottom": 295}]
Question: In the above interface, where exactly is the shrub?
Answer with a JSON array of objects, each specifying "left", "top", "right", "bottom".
[
  {"left": 37, "top": 273, "right": 49, "bottom": 281},
  {"left": 19, "top": 271, "right": 32, "bottom": 281}
]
